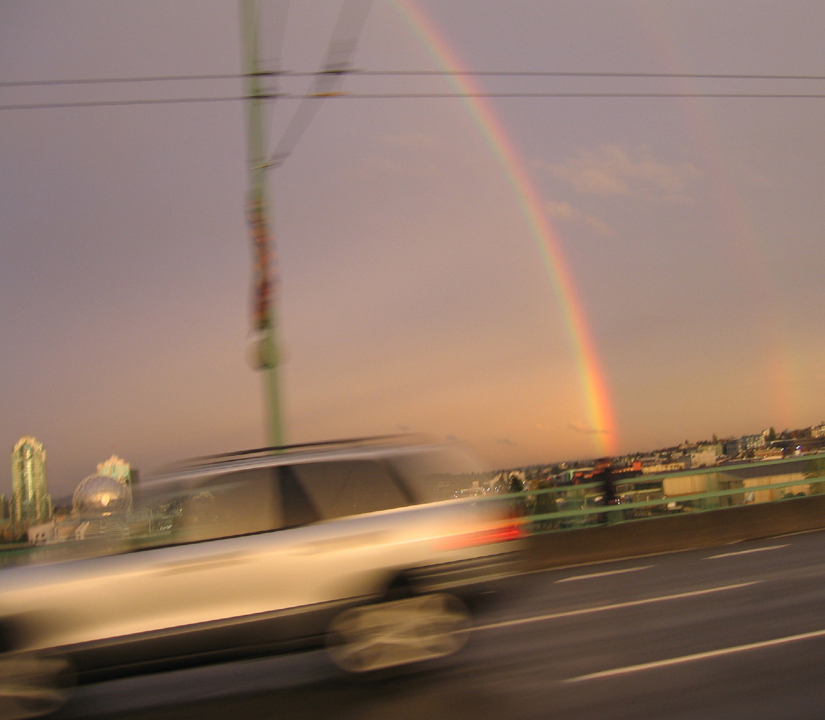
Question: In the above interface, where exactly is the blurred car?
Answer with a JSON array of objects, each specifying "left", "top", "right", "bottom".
[{"left": 0, "top": 438, "right": 526, "bottom": 717}]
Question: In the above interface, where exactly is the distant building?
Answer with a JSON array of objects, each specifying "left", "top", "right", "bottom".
[
  {"left": 73, "top": 474, "right": 133, "bottom": 516},
  {"left": 722, "top": 439, "right": 742, "bottom": 458},
  {"left": 641, "top": 461, "right": 687, "bottom": 475},
  {"left": 742, "top": 434, "right": 766, "bottom": 451},
  {"left": 689, "top": 444, "right": 722, "bottom": 469},
  {"left": 11, "top": 436, "right": 52, "bottom": 524},
  {"left": 29, "top": 472, "right": 135, "bottom": 545},
  {"left": 96, "top": 455, "right": 132, "bottom": 486},
  {"left": 28, "top": 520, "right": 56, "bottom": 545}
]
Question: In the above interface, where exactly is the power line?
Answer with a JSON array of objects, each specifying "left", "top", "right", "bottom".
[
  {"left": 354, "top": 70, "right": 825, "bottom": 81},
  {"left": 0, "top": 96, "right": 260, "bottom": 111},
  {"left": 267, "top": 0, "right": 373, "bottom": 168},
  {"left": 329, "top": 92, "right": 825, "bottom": 99},
  {"left": 6, "top": 91, "right": 825, "bottom": 111},
  {"left": 0, "top": 74, "right": 259, "bottom": 88},
  {"left": 0, "top": 72, "right": 318, "bottom": 88},
  {"left": 6, "top": 70, "right": 825, "bottom": 88}
]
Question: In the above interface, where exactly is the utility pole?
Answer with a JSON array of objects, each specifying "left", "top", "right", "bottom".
[
  {"left": 240, "top": 0, "right": 283, "bottom": 448},
  {"left": 238, "top": 0, "right": 369, "bottom": 448}
]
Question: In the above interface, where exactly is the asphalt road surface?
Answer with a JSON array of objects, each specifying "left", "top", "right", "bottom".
[{"left": 54, "top": 529, "right": 825, "bottom": 719}]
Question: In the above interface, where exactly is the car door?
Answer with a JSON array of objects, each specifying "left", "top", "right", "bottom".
[{"left": 17, "top": 466, "right": 308, "bottom": 651}]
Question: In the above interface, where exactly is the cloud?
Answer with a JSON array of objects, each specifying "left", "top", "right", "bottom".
[
  {"left": 495, "top": 437, "right": 517, "bottom": 446},
  {"left": 545, "top": 199, "right": 612, "bottom": 235},
  {"left": 546, "top": 146, "right": 700, "bottom": 203},
  {"left": 567, "top": 422, "right": 608, "bottom": 435}
]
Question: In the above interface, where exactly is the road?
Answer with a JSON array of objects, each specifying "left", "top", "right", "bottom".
[{"left": 54, "top": 529, "right": 825, "bottom": 719}]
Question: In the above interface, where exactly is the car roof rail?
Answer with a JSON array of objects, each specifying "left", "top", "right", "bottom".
[{"left": 163, "top": 434, "right": 416, "bottom": 470}]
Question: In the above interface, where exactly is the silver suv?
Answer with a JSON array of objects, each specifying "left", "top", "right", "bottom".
[{"left": 0, "top": 438, "right": 525, "bottom": 717}]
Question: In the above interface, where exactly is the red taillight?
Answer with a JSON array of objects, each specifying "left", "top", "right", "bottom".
[{"left": 436, "top": 523, "right": 526, "bottom": 551}]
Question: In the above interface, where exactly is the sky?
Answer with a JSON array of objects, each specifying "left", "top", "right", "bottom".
[{"left": 3, "top": 1, "right": 825, "bottom": 496}]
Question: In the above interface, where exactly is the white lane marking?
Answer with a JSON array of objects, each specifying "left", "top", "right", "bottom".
[
  {"left": 555, "top": 565, "right": 654, "bottom": 583},
  {"left": 773, "top": 529, "right": 822, "bottom": 539},
  {"left": 565, "top": 628, "right": 825, "bottom": 682},
  {"left": 706, "top": 544, "right": 789, "bottom": 560},
  {"left": 474, "top": 582, "right": 759, "bottom": 632},
  {"left": 524, "top": 546, "right": 706, "bottom": 577}
]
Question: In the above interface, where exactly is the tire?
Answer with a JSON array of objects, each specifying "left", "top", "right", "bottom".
[
  {"left": 326, "top": 593, "right": 471, "bottom": 673},
  {"left": 0, "top": 654, "right": 73, "bottom": 720}
]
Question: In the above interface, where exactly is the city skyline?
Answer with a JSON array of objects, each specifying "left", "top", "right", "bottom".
[
  {"left": 4, "top": 438, "right": 135, "bottom": 513},
  {"left": 4, "top": 2, "right": 825, "bottom": 495},
  {"left": 5, "top": 415, "right": 821, "bottom": 501},
  {"left": 10, "top": 435, "right": 51, "bottom": 523}
]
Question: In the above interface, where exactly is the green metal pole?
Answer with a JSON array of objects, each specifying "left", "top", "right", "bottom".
[{"left": 240, "top": 0, "right": 283, "bottom": 448}]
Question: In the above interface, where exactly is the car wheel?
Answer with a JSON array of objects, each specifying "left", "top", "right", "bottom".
[
  {"left": 327, "top": 593, "right": 471, "bottom": 673},
  {"left": 0, "top": 654, "right": 73, "bottom": 720}
]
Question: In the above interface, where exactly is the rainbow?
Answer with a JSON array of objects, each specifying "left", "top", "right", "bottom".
[
  {"left": 634, "top": 6, "right": 795, "bottom": 428},
  {"left": 394, "top": 1, "right": 618, "bottom": 454}
]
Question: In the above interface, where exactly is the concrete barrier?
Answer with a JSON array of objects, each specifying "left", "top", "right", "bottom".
[{"left": 525, "top": 493, "right": 825, "bottom": 570}]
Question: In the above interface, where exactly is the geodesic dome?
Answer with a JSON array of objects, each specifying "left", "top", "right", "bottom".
[{"left": 72, "top": 474, "right": 132, "bottom": 516}]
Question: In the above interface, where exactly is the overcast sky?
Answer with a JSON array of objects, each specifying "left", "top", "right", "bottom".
[{"left": 3, "top": 1, "right": 825, "bottom": 495}]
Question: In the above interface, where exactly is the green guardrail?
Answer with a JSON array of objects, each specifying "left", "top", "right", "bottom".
[
  {"left": 486, "top": 474, "right": 825, "bottom": 534},
  {"left": 4, "top": 456, "right": 825, "bottom": 560},
  {"left": 582, "top": 451, "right": 825, "bottom": 485}
]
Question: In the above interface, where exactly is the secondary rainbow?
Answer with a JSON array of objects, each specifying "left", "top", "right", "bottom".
[
  {"left": 635, "top": 5, "right": 796, "bottom": 428},
  {"left": 395, "top": 1, "right": 618, "bottom": 454}
]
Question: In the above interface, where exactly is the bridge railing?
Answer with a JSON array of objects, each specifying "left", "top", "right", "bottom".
[{"left": 484, "top": 468, "right": 825, "bottom": 535}]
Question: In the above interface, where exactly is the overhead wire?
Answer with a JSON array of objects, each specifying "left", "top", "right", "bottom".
[
  {"left": 6, "top": 64, "right": 825, "bottom": 111},
  {"left": 0, "top": 96, "right": 262, "bottom": 111},
  {"left": 256, "top": 0, "right": 290, "bottom": 80},
  {"left": 6, "top": 90, "right": 825, "bottom": 111},
  {"left": 352, "top": 70, "right": 825, "bottom": 80},
  {"left": 0, "top": 74, "right": 267, "bottom": 87},
  {"left": 247, "top": 0, "right": 290, "bottom": 161},
  {"left": 265, "top": 0, "right": 372, "bottom": 168},
  {"left": 6, "top": 70, "right": 825, "bottom": 87},
  {"left": 331, "top": 91, "right": 825, "bottom": 98}
]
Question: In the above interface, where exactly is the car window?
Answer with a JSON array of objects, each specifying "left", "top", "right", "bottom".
[
  {"left": 390, "top": 448, "right": 492, "bottom": 502},
  {"left": 278, "top": 466, "right": 320, "bottom": 527},
  {"left": 287, "top": 459, "right": 412, "bottom": 520},
  {"left": 138, "top": 467, "right": 281, "bottom": 544}
]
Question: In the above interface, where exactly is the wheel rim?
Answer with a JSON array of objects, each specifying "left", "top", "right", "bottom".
[
  {"left": 0, "top": 656, "right": 73, "bottom": 720},
  {"left": 327, "top": 593, "right": 471, "bottom": 672}
]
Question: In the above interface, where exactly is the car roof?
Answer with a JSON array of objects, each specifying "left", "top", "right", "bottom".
[{"left": 143, "top": 435, "right": 440, "bottom": 487}]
